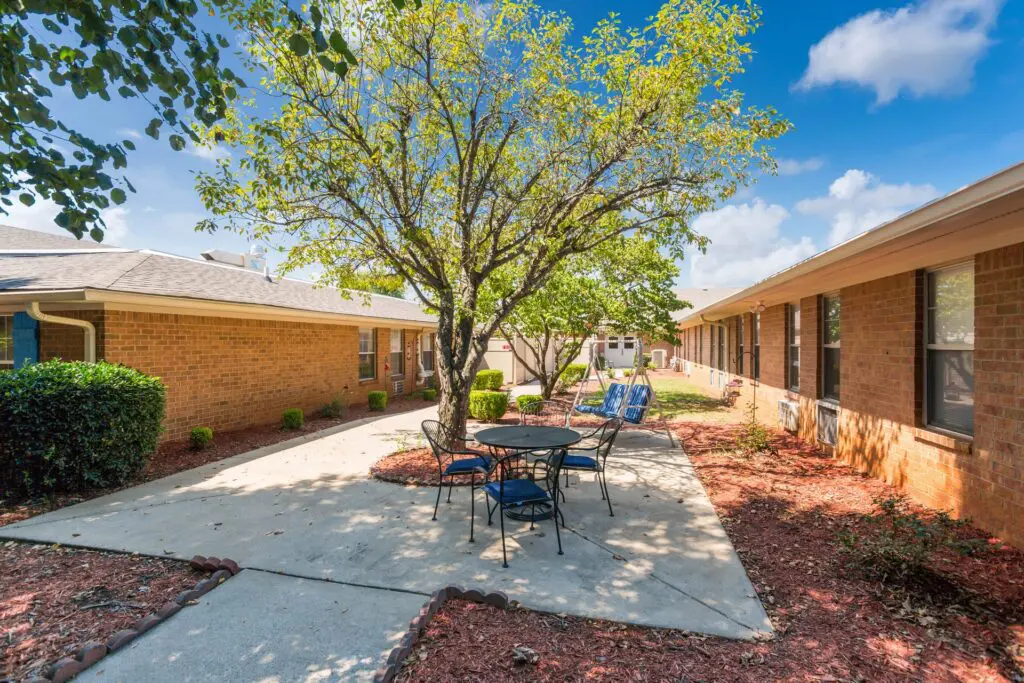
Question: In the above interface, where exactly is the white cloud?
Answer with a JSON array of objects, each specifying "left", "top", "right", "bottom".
[
  {"left": 795, "top": 0, "right": 1002, "bottom": 105},
  {"left": 796, "top": 169, "right": 939, "bottom": 245},
  {"left": 689, "top": 200, "right": 818, "bottom": 287},
  {"left": 186, "top": 142, "right": 231, "bottom": 163},
  {"left": 117, "top": 128, "right": 143, "bottom": 140},
  {"left": 776, "top": 157, "right": 825, "bottom": 176},
  {"left": 2, "top": 194, "right": 131, "bottom": 245}
]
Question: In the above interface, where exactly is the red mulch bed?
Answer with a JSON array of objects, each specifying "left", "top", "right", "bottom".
[
  {"left": 0, "top": 395, "right": 431, "bottom": 528},
  {"left": 1, "top": 542, "right": 203, "bottom": 681},
  {"left": 398, "top": 423, "right": 1024, "bottom": 682},
  {"left": 370, "top": 448, "right": 477, "bottom": 487}
]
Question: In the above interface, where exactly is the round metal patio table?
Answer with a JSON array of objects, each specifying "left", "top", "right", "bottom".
[{"left": 474, "top": 425, "right": 581, "bottom": 521}]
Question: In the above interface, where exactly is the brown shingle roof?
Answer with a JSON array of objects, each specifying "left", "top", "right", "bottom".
[
  {"left": 0, "top": 224, "right": 110, "bottom": 250},
  {"left": 0, "top": 227, "right": 435, "bottom": 324}
]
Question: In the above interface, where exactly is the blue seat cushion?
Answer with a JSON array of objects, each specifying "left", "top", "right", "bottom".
[
  {"left": 575, "top": 404, "right": 604, "bottom": 415},
  {"left": 623, "top": 384, "right": 652, "bottom": 424},
  {"left": 562, "top": 454, "right": 598, "bottom": 470},
  {"left": 444, "top": 456, "right": 490, "bottom": 475},
  {"left": 575, "top": 383, "right": 626, "bottom": 418},
  {"left": 483, "top": 479, "right": 549, "bottom": 505}
]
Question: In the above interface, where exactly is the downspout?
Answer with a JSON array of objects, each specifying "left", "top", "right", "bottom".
[{"left": 26, "top": 302, "right": 96, "bottom": 363}]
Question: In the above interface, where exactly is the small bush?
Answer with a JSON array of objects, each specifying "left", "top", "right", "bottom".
[
  {"left": 282, "top": 408, "right": 304, "bottom": 430},
  {"left": 642, "top": 353, "right": 653, "bottom": 368},
  {"left": 735, "top": 401, "right": 774, "bottom": 455},
  {"left": 516, "top": 394, "right": 544, "bottom": 412},
  {"left": 839, "top": 495, "right": 985, "bottom": 582},
  {"left": 190, "top": 427, "right": 214, "bottom": 450},
  {"left": 368, "top": 390, "right": 388, "bottom": 411},
  {"left": 557, "top": 363, "right": 587, "bottom": 392},
  {"left": 0, "top": 360, "right": 166, "bottom": 496},
  {"left": 472, "top": 369, "right": 504, "bottom": 391},
  {"left": 469, "top": 390, "right": 509, "bottom": 421},
  {"left": 319, "top": 398, "right": 346, "bottom": 419},
  {"left": 622, "top": 368, "right": 633, "bottom": 377},
  {"left": 422, "top": 388, "right": 437, "bottom": 401}
]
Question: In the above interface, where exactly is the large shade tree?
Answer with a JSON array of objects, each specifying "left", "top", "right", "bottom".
[
  {"left": 197, "top": 0, "right": 789, "bottom": 436},
  {"left": 497, "top": 236, "right": 681, "bottom": 399}
]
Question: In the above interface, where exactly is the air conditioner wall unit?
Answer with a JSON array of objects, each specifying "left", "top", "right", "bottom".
[
  {"left": 391, "top": 379, "right": 405, "bottom": 396},
  {"left": 817, "top": 402, "right": 839, "bottom": 446},
  {"left": 778, "top": 399, "right": 799, "bottom": 433}
]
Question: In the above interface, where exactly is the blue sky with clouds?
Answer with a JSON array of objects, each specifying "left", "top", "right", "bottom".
[{"left": 5, "top": 0, "right": 1023, "bottom": 290}]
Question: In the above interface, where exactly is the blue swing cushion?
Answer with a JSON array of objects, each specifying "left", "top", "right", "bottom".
[
  {"left": 574, "top": 382, "right": 651, "bottom": 424},
  {"left": 483, "top": 479, "right": 550, "bottom": 505},
  {"left": 444, "top": 456, "right": 490, "bottom": 475}
]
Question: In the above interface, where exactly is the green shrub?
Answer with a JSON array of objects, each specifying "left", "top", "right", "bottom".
[
  {"left": 735, "top": 401, "right": 774, "bottom": 455},
  {"left": 557, "top": 363, "right": 587, "bottom": 392},
  {"left": 319, "top": 397, "right": 346, "bottom": 419},
  {"left": 190, "top": 427, "right": 214, "bottom": 450},
  {"left": 0, "top": 361, "right": 166, "bottom": 496},
  {"left": 472, "top": 369, "right": 504, "bottom": 391},
  {"left": 469, "top": 390, "right": 509, "bottom": 421},
  {"left": 642, "top": 353, "right": 653, "bottom": 368},
  {"left": 516, "top": 394, "right": 544, "bottom": 412},
  {"left": 839, "top": 495, "right": 985, "bottom": 582},
  {"left": 368, "top": 390, "right": 388, "bottom": 411},
  {"left": 422, "top": 388, "right": 437, "bottom": 401},
  {"left": 622, "top": 368, "right": 633, "bottom": 377},
  {"left": 282, "top": 408, "right": 304, "bottom": 430}
]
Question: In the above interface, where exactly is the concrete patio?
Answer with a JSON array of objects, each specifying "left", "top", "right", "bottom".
[{"left": 2, "top": 406, "right": 770, "bottom": 681}]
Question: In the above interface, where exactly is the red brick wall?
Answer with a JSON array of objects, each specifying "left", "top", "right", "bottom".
[
  {"left": 38, "top": 310, "right": 105, "bottom": 362},
  {"left": 677, "top": 244, "right": 1024, "bottom": 546},
  {"left": 99, "top": 310, "right": 421, "bottom": 441}
]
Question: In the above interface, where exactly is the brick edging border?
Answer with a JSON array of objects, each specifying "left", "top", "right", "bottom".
[
  {"left": 28, "top": 555, "right": 242, "bottom": 683},
  {"left": 373, "top": 585, "right": 509, "bottom": 683}
]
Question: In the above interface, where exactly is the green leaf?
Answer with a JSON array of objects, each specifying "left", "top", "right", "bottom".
[
  {"left": 110, "top": 188, "right": 127, "bottom": 204},
  {"left": 145, "top": 118, "right": 162, "bottom": 139},
  {"left": 329, "top": 31, "right": 347, "bottom": 54},
  {"left": 288, "top": 34, "right": 309, "bottom": 57},
  {"left": 310, "top": 5, "right": 323, "bottom": 27},
  {"left": 317, "top": 55, "right": 335, "bottom": 72},
  {"left": 168, "top": 134, "right": 185, "bottom": 151},
  {"left": 334, "top": 61, "right": 349, "bottom": 78},
  {"left": 90, "top": 227, "right": 105, "bottom": 242},
  {"left": 123, "top": 139, "right": 136, "bottom": 151},
  {"left": 18, "top": 193, "right": 35, "bottom": 207}
]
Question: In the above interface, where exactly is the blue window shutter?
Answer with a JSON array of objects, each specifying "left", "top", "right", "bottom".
[{"left": 12, "top": 312, "right": 39, "bottom": 368}]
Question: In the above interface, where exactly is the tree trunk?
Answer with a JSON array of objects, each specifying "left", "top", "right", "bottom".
[
  {"left": 540, "top": 374, "right": 557, "bottom": 400},
  {"left": 436, "top": 366, "right": 472, "bottom": 444},
  {"left": 434, "top": 299, "right": 487, "bottom": 444}
]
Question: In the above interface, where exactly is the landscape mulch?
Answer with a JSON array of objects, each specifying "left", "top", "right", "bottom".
[
  {"left": 0, "top": 395, "right": 431, "bottom": 529},
  {"left": 398, "top": 422, "right": 1024, "bottom": 682},
  {"left": 0, "top": 542, "right": 202, "bottom": 681},
  {"left": 371, "top": 447, "right": 478, "bottom": 487}
]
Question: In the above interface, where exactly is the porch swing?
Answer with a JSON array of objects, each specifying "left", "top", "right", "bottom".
[{"left": 568, "top": 337, "right": 675, "bottom": 446}]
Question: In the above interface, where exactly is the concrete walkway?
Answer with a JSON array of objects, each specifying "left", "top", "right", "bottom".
[{"left": 3, "top": 407, "right": 770, "bottom": 681}]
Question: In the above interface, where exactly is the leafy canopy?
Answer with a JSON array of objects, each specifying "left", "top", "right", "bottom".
[
  {"left": 199, "top": 0, "right": 788, "bottom": 398},
  {"left": 1, "top": 0, "right": 247, "bottom": 241}
]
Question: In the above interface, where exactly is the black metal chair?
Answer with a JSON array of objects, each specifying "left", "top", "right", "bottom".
[
  {"left": 421, "top": 420, "right": 491, "bottom": 540},
  {"left": 480, "top": 448, "right": 567, "bottom": 568},
  {"left": 561, "top": 417, "right": 623, "bottom": 516},
  {"left": 518, "top": 399, "right": 572, "bottom": 427}
]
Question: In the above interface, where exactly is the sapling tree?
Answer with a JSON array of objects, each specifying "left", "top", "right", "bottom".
[{"left": 196, "top": 0, "right": 789, "bottom": 436}]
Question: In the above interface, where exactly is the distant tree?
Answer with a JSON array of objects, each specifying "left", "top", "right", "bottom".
[
  {"left": 498, "top": 237, "right": 681, "bottom": 399},
  {"left": 197, "top": 0, "right": 789, "bottom": 437}
]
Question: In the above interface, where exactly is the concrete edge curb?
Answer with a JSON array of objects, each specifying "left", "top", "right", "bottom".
[
  {"left": 372, "top": 585, "right": 509, "bottom": 683},
  {"left": 32, "top": 555, "right": 242, "bottom": 683}
]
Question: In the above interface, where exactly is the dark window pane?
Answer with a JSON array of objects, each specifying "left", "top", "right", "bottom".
[
  {"left": 789, "top": 346, "right": 800, "bottom": 390},
  {"left": 824, "top": 347, "right": 840, "bottom": 400},
  {"left": 754, "top": 345, "right": 760, "bottom": 380},
  {"left": 928, "top": 350, "right": 974, "bottom": 434},
  {"left": 824, "top": 296, "right": 840, "bottom": 344}
]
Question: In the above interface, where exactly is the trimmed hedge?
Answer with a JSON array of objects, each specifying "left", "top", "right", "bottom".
[
  {"left": 0, "top": 361, "right": 166, "bottom": 496},
  {"left": 368, "top": 390, "right": 388, "bottom": 411},
  {"left": 283, "top": 408, "right": 304, "bottom": 430},
  {"left": 422, "top": 388, "right": 437, "bottom": 401},
  {"left": 559, "top": 363, "right": 587, "bottom": 390},
  {"left": 516, "top": 394, "right": 544, "bottom": 412},
  {"left": 472, "top": 369, "right": 503, "bottom": 391},
  {"left": 190, "top": 426, "right": 214, "bottom": 450},
  {"left": 469, "top": 390, "right": 508, "bottom": 421}
]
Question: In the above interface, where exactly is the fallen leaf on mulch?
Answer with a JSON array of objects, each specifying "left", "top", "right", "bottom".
[{"left": 0, "top": 542, "right": 202, "bottom": 681}]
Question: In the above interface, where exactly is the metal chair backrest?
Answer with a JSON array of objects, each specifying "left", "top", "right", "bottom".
[
  {"left": 519, "top": 400, "right": 570, "bottom": 427},
  {"left": 592, "top": 418, "right": 624, "bottom": 467},
  {"left": 421, "top": 419, "right": 452, "bottom": 463}
]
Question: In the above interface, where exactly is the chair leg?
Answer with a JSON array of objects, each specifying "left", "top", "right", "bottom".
[
  {"left": 446, "top": 477, "right": 454, "bottom": 503},
  {"left": 553, "top": 501, "right": 564, "bottom": 555},
  {"left": 499, "top": 502, "right": 508, "bottom": 568},
  {"left": 601, "top": 470, "right": 614, "bottom": 517},
  {"left": 469, "top": 473, "right": 476, "bottom": 543},
  {"left": 433, "top": 478, "right": 443, "bottom": 521},
  {"left": 529, "top": 503, "right": 535, "bottom": 531},
  {"left": 597, "top": 470, "right": 606, "bottom": 500},
  {"left": 487, "top": 499, "right": 496, "bottom": 526}
]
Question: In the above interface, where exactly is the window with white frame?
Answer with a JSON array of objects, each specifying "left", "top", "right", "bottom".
[
  {"left": 0, "top": 315, "right": 12, "bottom": 368},
  {"left": 787, "top": 304, "right": 800, "bottom": 391},
  {"left": 420, "top": 333, "right": 434, "bottom": 373},
  {"left": 822, "top": 296, "right": 840, "bottom": 401},
  {"left": 390, "top": 329, "right": 404, "bottom": 376},
  {"left": 607, "top": 335, "right": 619, "bottom": 350},
  {"left": 358, "top": 328, "right": 377, "bottom": 381},
  {"left": 623, "top": 336, "right": 635, "bottom": 350},
  {"left": 754, "top": 313, "right": 761, "bottom": 381},
  {"left": 716, "top": 325, "right": 725, "bottom": 371},
  {"left": 926, "top": 264, "right": 974, "bottom": 435},
  {"left": 737, "top": 316, "right": 745, "bottom": 375}
]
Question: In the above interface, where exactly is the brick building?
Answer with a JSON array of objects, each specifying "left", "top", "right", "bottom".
[
  {"left": 0, "top": 226, "right": 438, "bottom": 441},
  {"left": 673, "top": 163, "right": 1024, "bottom": 547}
]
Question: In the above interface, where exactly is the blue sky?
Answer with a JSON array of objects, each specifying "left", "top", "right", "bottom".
[{"left": 6, "top": 0, "right": 1023, "bottom": 290}]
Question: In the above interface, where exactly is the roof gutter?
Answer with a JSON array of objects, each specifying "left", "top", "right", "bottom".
[{"left": 26, "top": 301, "right": 96, "bottom": 363}]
